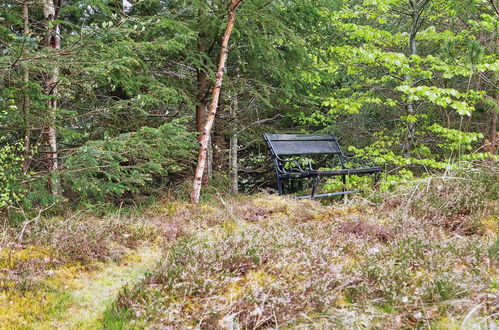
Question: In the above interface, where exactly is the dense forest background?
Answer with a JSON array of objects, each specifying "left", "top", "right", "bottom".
[{"left": 0, "top": 0, "right": 497, "bottom": 214}]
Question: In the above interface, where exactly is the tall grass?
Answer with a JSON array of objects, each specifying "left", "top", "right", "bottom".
[{"left": 103, "top": 164, "right": 498, "bottom": 328}]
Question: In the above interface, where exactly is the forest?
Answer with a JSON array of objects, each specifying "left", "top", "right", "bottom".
[{"left": 0, "top": 0, "right": 498, "bottom": 328}]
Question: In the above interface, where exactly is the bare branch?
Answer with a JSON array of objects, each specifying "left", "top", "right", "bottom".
[{"left": 489, "top": 0, "right": 499, "bottom": 16}]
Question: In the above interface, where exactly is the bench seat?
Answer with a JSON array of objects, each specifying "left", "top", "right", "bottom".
[
  {"left": 280, "top": 167, "right": 381, "bottom": 178},
  {"left": 309, "top": 167, "right": 382, "bottom": 176},
  {"left": 263, "top": 133, "right": 381, "bottom": 198}
]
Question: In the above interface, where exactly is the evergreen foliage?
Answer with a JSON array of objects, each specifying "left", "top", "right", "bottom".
[{"left": 0, "top": 0, "right": 497, "bottom": 210}]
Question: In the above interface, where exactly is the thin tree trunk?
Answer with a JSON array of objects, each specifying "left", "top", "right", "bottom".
[
  {"left": 42, "top": 0, "right": 60, "bottom": 195},
  {"left": 196, "top": 66, "right": 210, "bottom": 185},
  {"left": 229, "top": 95, "right": 238, "bottom": 194},
  {"left": 207, "top": 135, "right": 213, "bottom": 181},
  {"left": 22, "top": 0, "right": 31, "bottom": 174},
  {"left": 490, "top": 20, "right": 498, "bottom": 154},
  {"left": 190, "top": 0, "right": 244, "bottom": 204},
  {"left": 212, "top": 101, "right": 226, "bottom": 172},
  {"left": 404, "top": 0, "right": 419, "bottom": 157},
  {"left": 196, "top": 68, "right": 208, "bottom": 136},
  {"left": 196, "top": 6, "right": 210, "bottom": 184}
]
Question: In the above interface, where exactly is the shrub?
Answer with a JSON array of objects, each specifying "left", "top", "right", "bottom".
[
  {"left": 0, "top": 140, "right": 25, "bottom": 209},
  {"left": 62, "top": 119, "right": 196, "bottom": 205},
  {"left": 389, "top": 162, "right": 498, "bottom": 234},
  {"left": 104, "top": 170, "right": 497, "bottom": 328}
]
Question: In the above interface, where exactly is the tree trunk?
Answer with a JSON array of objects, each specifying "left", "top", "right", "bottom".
[
  {"left": 22, "top": 0, "right": 31, "bottom": 174},
  {"left": 42, "top": 0, "right": 60, "bottom": 195},
  {"left": 196, "top": 6, "right": 210, "bottom": 184},
  {"left": 207, "top": 135, "right": 213, "bottom": 181},
  {"left": 490, "top": 20, "right": 498, "bottom": 154},
  {"left": 229, "top": 95, "right": 238, "bottom": 194},
  {"left": 403, "top": 0, "right": 419, "bottom": 157},
  {"left": 196, "top": 69, "right": 208, "bottom": 136},
  {"left": 190, "top": 0, "right": 244, "bottom": 204},
  {"left": 197, "top": 66, "right": 211, "bottom": 185},
  {"left": 212, "top": 103, "right": 226, "bottom": 172}
]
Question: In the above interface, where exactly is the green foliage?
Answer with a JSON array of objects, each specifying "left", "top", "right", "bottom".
[
  {"left": 62, "top": 120, "right": 195, "bottom": 205},
  {"left": 324, "top": 169, "right": 414, "bottom": 193},
  {"left": 0, "top": 0, "right": 497, "bottom": 207},
  {"left": 0, "top": 139, "right": 25, "bottom": 209},
  {"left": 297, "top": 0, "right": 498, "bottom": 173},
  {"left": 0, "top": 103, "right": 26, "bottom": 209},
  {"left": 283, "top": 157, "right": 314, "bottom": 171}
]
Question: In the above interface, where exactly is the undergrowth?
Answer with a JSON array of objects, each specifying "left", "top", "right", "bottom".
[
  {"left": 1, "top": 164, "right": 497, "bottom": 328},
  {"left": 103, "top": 164, "right": 498, "bottom": 329},
  {"left": 0, "top": 209, "right": 161, "bottom": 328}
]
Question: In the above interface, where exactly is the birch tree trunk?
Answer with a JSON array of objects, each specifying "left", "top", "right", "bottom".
[
  {"left": 190, "top": 0, "right": 244, "bottom": 204},
  {"left": 42, "top": 0, "right": 60, "bottom": 195},
  {"left": 207, "top": 135, "right": 213, "bottom": 181},
  {"left": 197, "top": 66, "right": 210, "bottom": 186},
  {"left": 196, "top": 6, "right": 211, "bottom": 186}
]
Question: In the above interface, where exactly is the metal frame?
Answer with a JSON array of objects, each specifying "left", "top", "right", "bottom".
[{"left": 263, "top": 133, "right": 382, "bottom": 199}]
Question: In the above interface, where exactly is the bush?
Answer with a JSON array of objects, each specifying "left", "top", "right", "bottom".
[
  {"left": 104, "top": 190, "right": 497, "bottom": 328},
  {"left": 62, "top": 119, "right": 196, "bottom": 205},
  {"left": 0, "top": 139, "right": 25, "bottom": 210},
  {"left": 389, "top": 162, "right": 498, "bottom": 234}
]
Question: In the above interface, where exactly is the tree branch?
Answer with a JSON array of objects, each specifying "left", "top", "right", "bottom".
[{"left": 489, "top": 0, "right": 499, "bottom": 16}]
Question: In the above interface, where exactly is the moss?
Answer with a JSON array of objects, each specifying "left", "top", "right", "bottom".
[
  {"left": 0, "top": 243, "right": 160, "bottom": 329},
  {"left": 0, "top": 284, "right": 70, "bottom": 328},
  {"left": 310, "top": 205, "right": 362, "bottom": 222},
  {"left": 0, "top": 245, "right": 57, "bottom": 269},
  {"left": 335, "top": 294, "right": 351, "bottom": 308},
  {"left": 41, "top": 246, "right": 161, "bottom": 329},
  {"left": 219, "top": 219, "right": 249, "bottom": 238},
  {"left": 224, "top": 269, "right": 275, "bottom": 301},
  {"left": 251, "top": 195, "right": 296, "bottom": 213},
  {"left": 430, "top": 316, "right": 463, "bottom": 329},
  {"left": 481, "top": 215, "right": 498, "bottom": 235},
  {"left": 154, "top": 201, "right": 183, "bottom": 216}
]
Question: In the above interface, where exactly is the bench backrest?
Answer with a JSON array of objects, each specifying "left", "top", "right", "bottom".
[{"left": 263, "top": 133, "right": 343, "bottom": 157}]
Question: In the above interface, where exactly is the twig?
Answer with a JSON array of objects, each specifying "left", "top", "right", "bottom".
[
  {"left": 17, "top": 203, "right": 55, "bottom": 242},
  {"left": 489, "top": 0, "right": 499, "bottom": 16}
]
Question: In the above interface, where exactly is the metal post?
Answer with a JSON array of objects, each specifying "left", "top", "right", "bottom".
[
  {"left": 277, "top": 176, "right": 284, "bottom": 195},
  {"left": 311, "top": 175, "right": 320, "bottom": 198}
]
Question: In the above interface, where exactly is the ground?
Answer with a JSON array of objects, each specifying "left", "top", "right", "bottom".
[{"left": 0, "top": 167, "right": 498, "bottom": 329}]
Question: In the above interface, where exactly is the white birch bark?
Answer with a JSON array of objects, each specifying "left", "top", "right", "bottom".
[
  {"left": 42, "top": 0, "right": 60, "bottom": 195},
  {"left": 190, "top": 0, "right": 244, "bottom": 203}
]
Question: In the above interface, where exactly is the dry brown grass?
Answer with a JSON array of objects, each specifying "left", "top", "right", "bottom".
[
  {"left": 103, "top": 165, "right": 498, "bottom": 329},
  {"left": 1, "top": 165, "right": 497, "bottom": 329}
]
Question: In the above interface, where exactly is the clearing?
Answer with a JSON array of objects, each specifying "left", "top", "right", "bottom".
[{"left": 1, "top": 167, "right": 498, "bottom": 329}]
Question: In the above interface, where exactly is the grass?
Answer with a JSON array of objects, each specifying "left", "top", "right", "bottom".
[
  {"left": 1, "top": 164, "right": 497, "bottom": 329},
  {"left": 0, "top": 246, "right": 161, "bottom": 329},
  {"left": 0, "top": 209, "right": 162, "bottom": 329},
  {"left": 40, "top": 246, "right": 161, "bottom": 329},
  {"left": 102, "top": 165, "right": 498, "bottom": 329}
]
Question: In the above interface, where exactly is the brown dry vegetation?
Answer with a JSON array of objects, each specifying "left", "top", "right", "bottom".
[
  {"left": 103, "top": 165, "right": 498, "bottom": 329},
  {"left": 0, "top": 211, "right": 160, "bottom": 327},
  {"left": 0, "top": 165, "right": 497, "bottom": 329}
]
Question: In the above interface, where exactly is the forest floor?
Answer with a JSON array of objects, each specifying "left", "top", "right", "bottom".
[{"left": 1, "top": 166, "right": 498, "bottom": 329}]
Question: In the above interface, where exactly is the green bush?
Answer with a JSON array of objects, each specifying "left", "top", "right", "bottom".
[
  {"left": 0, "top": 100, "right": 27, "bottom": 210},
  {"left": 62, "top": 119, "right": 196, "bottom": 205},
  {"left": 0, "top": 139, "right": 25, "bottom": 209}
]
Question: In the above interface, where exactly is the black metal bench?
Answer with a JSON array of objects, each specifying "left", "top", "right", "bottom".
[{"left": 263, "top": 133, "right": 382, "bottom": 199}]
